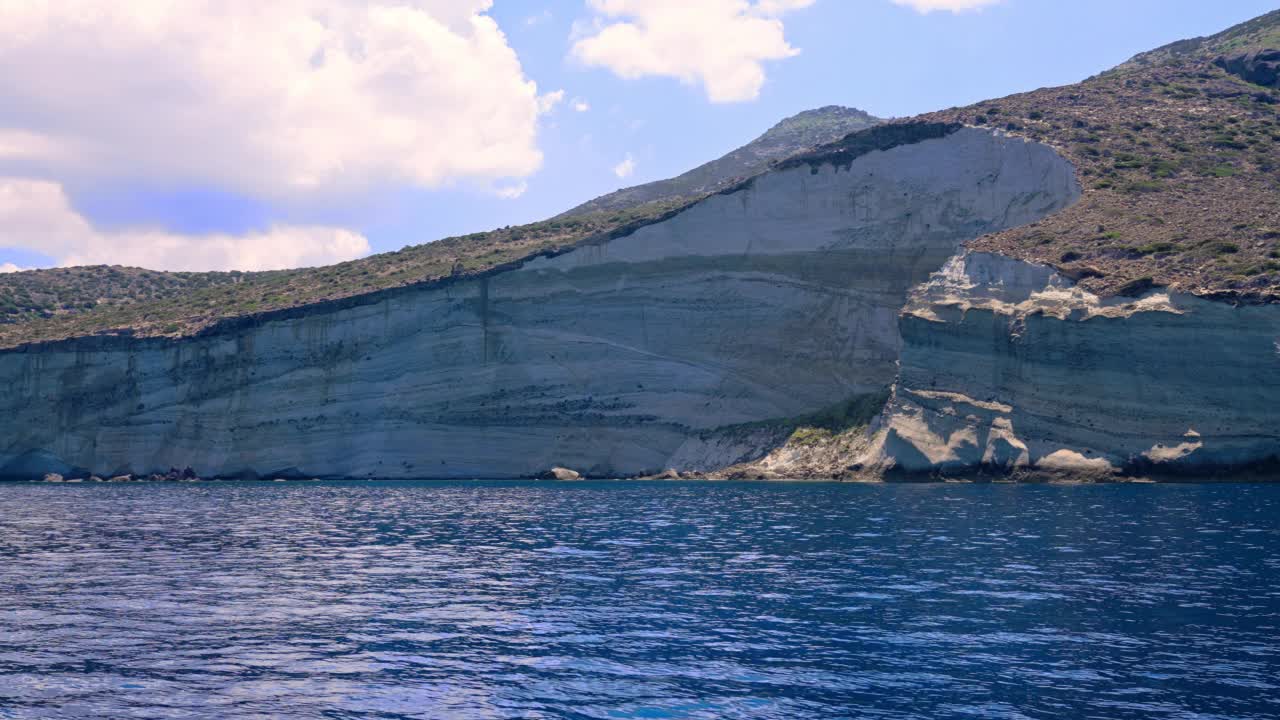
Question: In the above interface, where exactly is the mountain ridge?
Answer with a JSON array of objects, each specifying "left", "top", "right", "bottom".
[
  {"left": 1106, "top": 8, "right": 1280, "bottom": 77},
  {"left": 557, "top": 105, "right": 880, "bottom": 218}
]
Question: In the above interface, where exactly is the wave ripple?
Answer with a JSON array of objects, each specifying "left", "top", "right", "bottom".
[{"left": 1, "top": 481, "right": 1278, "bottom": 719}]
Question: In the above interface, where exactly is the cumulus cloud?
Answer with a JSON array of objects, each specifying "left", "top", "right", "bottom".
[
  {"left": 892, "top": 0, "right": 1002, "bottom": 13},
  {"left": 0, "top": 262, "right": 22, "bottom": 273},
  {"left": 0, "top": 1, "right": 548, "bottom": 198},
  {"left": 614, "top": 154, "right": 637, "bottom": 179},
  {"left": 571, "top": 0, "right": 814, "bottom": 103},
  {"left": 572, "top": 98, "right": 592, "bottom": 112},
  {"left": 0, "top": 179, "right": 369, "bottom": 272}
]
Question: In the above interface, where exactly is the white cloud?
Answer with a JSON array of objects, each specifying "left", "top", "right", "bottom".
[
  {"left": 755, "top": 0, "right": 819, "bottom": 12},
  {"left": 892, "top": 0, "right": 1002, "bottom": 13},
  {"left": 571, "top": 0, "right": 814, "bottom": 103},
  {"left": 538, "top": 90, "right": 567, "bottom": 114},
  {"left": 614, "top": 154, "right": 636, "bottom": 179},
  {"left": 572, "top": 98, "right": 592, "bottom": 112},
  {"left": 0, "top": 179, "right": 369, "bottom": 272},
  {"left": 0, "top": 1, "right": 548, "bottom": 199},
  {"left": 494, "top": 181, "right": 529, "bottom": 199},
  {"left": 0, "top": 262, "right": 22, "bottom": 273}
]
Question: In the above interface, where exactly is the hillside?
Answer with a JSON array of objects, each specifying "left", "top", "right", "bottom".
[
  {"left": 0, "top": 198, "right": 692, "bottom": 347},
  {"left": 920, "top": 9, "right": 1280, "bottom": 300},
  {"left": 557, "top": 105, "right": 880, "bottom": 217},
  {"left": 0, "top": 266, "right": 248, "bottom": 326}
]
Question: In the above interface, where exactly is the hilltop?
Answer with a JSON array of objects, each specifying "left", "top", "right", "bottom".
[
  {"left": 1107, "top": 9, "right": 1280, "bottom": 75},
  {"left": 558, "top": 105, "right": 880, "bottom": 217}
]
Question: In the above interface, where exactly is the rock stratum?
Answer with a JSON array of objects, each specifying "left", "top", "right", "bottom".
[
  {"left": 870, "top": 251, "right": 1280, "bottom": 478},
  {"left": 1, "top": 127, "right": 1078, "bottom": 479}
]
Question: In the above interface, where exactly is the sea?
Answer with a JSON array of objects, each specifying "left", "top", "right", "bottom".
[{"left": 0, "top": 480, "right": 1277, "bottom": 719}]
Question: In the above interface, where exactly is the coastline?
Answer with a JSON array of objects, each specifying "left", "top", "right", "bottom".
[{"left": 10, "top": 471, "right": 1280, "bottom": 485}]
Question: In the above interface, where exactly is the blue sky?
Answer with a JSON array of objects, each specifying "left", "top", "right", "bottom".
[{"left": 0, "top": 0, "right": 1274, "bottom": 273}]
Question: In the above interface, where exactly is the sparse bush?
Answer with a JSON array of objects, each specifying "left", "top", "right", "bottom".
[
  {"left": 1148, "top": 159, "right": 1179, "bottom": 177},
  {"left": 1114, "top": 153, "right": 1144, "bottom": 169},
  {"left": 1212, "top": 134, "right": 1247, "bottom": 149},
  {"left": 789, "top": 427, "right": 832, "bottom": 447},
  {"left": 1122, "top": 180, "right": 1165, "bottom": 194}
]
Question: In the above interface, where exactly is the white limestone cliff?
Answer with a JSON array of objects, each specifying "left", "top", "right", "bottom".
[
  {"left": 0, "top": 128, "right": 1080, "bottom": 479},
  {"left": 870, "top": 251, "right": 1280, "bottom": 477}
]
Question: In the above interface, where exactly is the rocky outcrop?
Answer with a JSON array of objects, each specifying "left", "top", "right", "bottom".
[
  {"left": 1215, "top": 49, "right": 1280, "bottom": 88},
  {"left": 871, "top": 252, "right": 1280, "bottom": 477},
  {"left": 704, "top": 426, "right": 874, "bottom": 481},
  {"left": 0, "top": 128, "right": 1079, "bottom": 480}
]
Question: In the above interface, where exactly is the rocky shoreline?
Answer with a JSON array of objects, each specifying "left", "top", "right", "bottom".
[{"left": 22, "top": 465, "right": 1280, "bottom": 484}]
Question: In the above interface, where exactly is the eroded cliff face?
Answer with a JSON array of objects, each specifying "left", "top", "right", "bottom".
[
  {"left": 872, "top": 252, "right": 1280, "bottom": 477},
  {"left": 0, "top": 129, "right": 1080, "bottom": 479}
]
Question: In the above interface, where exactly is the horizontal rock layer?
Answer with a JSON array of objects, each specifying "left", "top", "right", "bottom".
[
  {"left": 0, "top": 129, "right": 1080, "bottom": 479},
  {"left": 876, "top": 252, "right": 1280, "bottom": 476}
]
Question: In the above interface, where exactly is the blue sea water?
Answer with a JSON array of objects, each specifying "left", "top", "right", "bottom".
[{"left": 0, "top": 481, "right": 1278, "bottom": 720}]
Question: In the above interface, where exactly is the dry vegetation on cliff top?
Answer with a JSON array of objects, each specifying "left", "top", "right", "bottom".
[
  {"left": 918, "top": 10, "right": 1280, "bottom": 300},
  {"left": 0, "top": 106, "right": 876, "bottom": 349},
  {"left": 1, "top": 11, "right": 1277, "bottom": 348},
  {"left": 0, "top": 198, "right": 696, "bottom": 348}
]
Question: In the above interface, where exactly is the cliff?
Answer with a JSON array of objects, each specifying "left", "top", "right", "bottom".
[
  {"left": 3, "top": 11, "right": 1278, "bottom": 482},
  {"left": 0, "top": 128, "right": 1078, "bottom": 479},
  {"left": 869, "top": 251, "right": 1280, "bottom": 479},
  {"left": 706, "top": 10, "right": 1280, "bottom": 482}
]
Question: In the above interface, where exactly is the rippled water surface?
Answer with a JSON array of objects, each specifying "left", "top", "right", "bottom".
[{"left": 1, "top": 482, "right": 1279, "bottom": 719}]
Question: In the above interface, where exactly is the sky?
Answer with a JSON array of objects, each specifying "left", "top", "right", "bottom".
[{"left": 0, "top": 0, "right": 1275, "bottom": 274}]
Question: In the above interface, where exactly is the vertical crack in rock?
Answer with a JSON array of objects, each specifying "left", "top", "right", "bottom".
[{"left": 479, "top": 277, "right": 491, "bottom": 365}]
